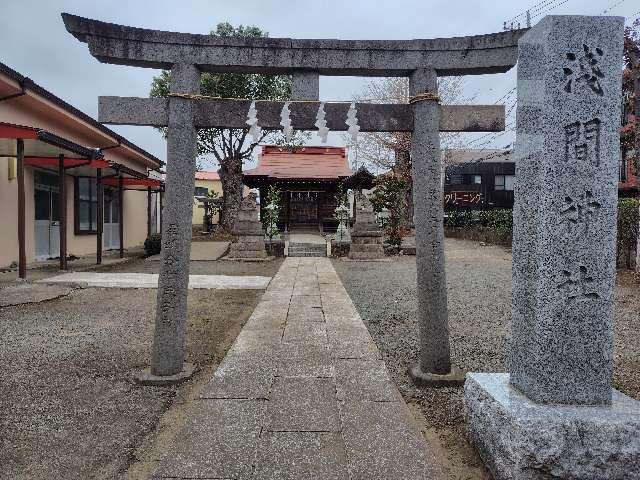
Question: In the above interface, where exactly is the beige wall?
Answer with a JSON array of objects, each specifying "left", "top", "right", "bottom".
[
  {"left": 0, "top": 163, "right": 151, "bottom": 268},
  {"left": 0, "top": 72, "right": 158, "bottom": 268},
  {"left": 192, "top": 178, "right": 223, "bottom": 225}
]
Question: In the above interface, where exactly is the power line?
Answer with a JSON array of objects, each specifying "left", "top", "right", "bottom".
[
  {"left": 530, "top": 0, "right": 572, "bottom": 20},
  {"left": 493, "top": 86, "right": 517, "bottom": 105},
  {"left": 601, "top": 0, "right": 626, "bottom": 15},
  {"left": 503, "top": 0, "right": 562, "bottom": 30},
  {"left": 505, "top": 0, "right": 551, "bottom": 22},
  {"left": 528, "top": 0, "right": 564, "bottom": 17}
]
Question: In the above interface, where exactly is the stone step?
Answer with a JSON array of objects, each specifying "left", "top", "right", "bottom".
[
  {"left": 288, "top": 244, "right": 326, "bottom": 253},
  {"left": 288, "top": 248, "right": 326, "bottom": 253},
  {"left": 288, "top": 251, "right": 327, "bottom": 257}
]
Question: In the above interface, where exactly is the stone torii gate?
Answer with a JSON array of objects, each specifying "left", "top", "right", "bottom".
[{"left": 63, "top": 13, "right": 524, "bottom": 383}]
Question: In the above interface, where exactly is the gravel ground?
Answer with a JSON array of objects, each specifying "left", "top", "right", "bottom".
[
  {"left": 333, "top": 237, "right": 640, "bottom": 480},
  {"left": 0, "top": 258, "right": 282, "bottom": 480}
]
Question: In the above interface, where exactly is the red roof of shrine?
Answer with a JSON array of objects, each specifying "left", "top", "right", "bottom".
[
  {"left": 244, "top": 146, "right": 352, "bottom": 184},
  {"left": 195, "top": 170, "right": 220, "bottom": 181}
]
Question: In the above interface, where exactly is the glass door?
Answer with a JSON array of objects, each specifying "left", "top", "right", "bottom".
[
  {"left": 34, "top": 172, "right": 60, "bottom": 260},
  {"left": 103, "top": 188, "right": 120, "bottom": 250}
]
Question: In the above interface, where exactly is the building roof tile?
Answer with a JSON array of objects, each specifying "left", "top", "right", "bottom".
[{"left": 244, "top": 145, "right": 352, "bottom": 181}]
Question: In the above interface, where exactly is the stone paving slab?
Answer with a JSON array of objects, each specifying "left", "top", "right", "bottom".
[
  {"left": 276, "top": 344, "right": 335, "bottom": 378},
  {"left": 268, "top": 376, "right": 340, "bottom": 432},
  {"left": 154, "top": 399, "right": 264, "bottom": 479},
  {"left": 335, "top": 359, "right": 399, "bottom": 401},
  {"left": 338, "top": 400, "right": 442, "bottom": 480},
  {"left": 154, "top": 257, "right": 442, "bottom": 479},
  {"left": 0, "top": 283, "right": 76, "bottom": 307},
  {"left": 254, "top": 432, "right": 348, "bottom": 480},
  {"left": 200, "top": 353, "right": 276, "bottom": 400},
  {"left": 39, "top": 271, "right": 271, "bottom": 289}
]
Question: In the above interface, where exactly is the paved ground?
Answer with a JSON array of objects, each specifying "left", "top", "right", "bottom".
[
  {"left": 0, "top": 257, "right": 283, "bottom": 480},
  {"left": 39, "top": 271, "right": 271, "bottom": 289},
  {"left": 105, "top": 256, "right": 280, "bottom": 276},
  {"left": 334, "top": 237, "right": 640, "bottom": 479},
  {"left": 153, "top": 257, "right": 444, "bottom": 480},
  {"left": 146, "top": 241, "right": 230, "bottom": 261},
  {"left": 0, "top": 248, "right": 143, "bottom": 288},
  {"left": 0, "top": 283, "right": 77, "bottom": 307}
]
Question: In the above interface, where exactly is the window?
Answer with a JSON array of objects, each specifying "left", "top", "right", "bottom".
[
  {"left": 75, "top": 177, "right": 98, "bottom": 234},
  {"left": 194, "top": 186, "right": 209, "bottom": 197},
  {"left": 462, "top": 174, "right": 481, "bottom": 185},
  {"left": 495, "top": 174, "right": 515, "bottom": 191},
  {"left": 620, "top": 150, "right": 628, "bottom": 182}
]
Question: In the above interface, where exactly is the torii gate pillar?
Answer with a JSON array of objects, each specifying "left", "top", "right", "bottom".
[
  {"left": 409, "top": 69, "right": 463, "bottom": 386},
  {"left": 143, "top": 63, "right": 200, "bottom": 382}
]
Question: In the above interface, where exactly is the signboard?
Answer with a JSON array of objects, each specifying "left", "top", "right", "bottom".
[{"left": 444, "top": 191, "right": 483, "bottom": 207}]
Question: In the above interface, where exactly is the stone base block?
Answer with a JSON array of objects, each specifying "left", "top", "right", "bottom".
[
  {"left": 227, "top": 248, "right": 267, "bottom": 259},
  {"left": 135, "top": 362, "right": 196, "bottom": 386},
  {"left": 348, "top": 243, "right": 385, "bottom": 260},
  {"left": 351, "top": 235, "right": 383, "bottom": 244},
  {"left": 409, "top": 365, "right": 465, "bottom": 387},
  {"left": 330, "top": 242, "right": 350, "bottom": 258},
  {"left": 350, "top": 243, "right": 383, "bottom": 253},
  {"left": 265, "top": 240, "right": 285, "bottom": 257},
  {"left": 220, "top": 256, "right": 275, "bottom": 263},
  {"left": 465, "top": 373, "right": 640, "bottom": 480}
]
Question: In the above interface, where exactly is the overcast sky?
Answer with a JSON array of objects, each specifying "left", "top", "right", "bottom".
[{"left": 1, "top": 0, "right": 638, "bottom": 170}]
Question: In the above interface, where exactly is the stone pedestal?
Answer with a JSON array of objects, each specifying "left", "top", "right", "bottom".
[
  {"left": 465, "top": 16, "right": 638, "bottom": 480},
  {"left": 265, "top": 239, "right": 285, "bottom": 257},
  {"left": 348, "top": 193, "right": 384, "bottom": 260},
  {"left": 228, "top": 193, "right": 267, "bottom": 259},
  {"left": 330, "top": 241, "right": 350, "bottom": 258},
  {"left": 465, "top": 374, "right": 640, "bottom": 479}
]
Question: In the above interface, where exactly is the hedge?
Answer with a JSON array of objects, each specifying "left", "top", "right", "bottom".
[
  {"left": 444, "top": 209, "right": 513, "bottom": 245},
  {"left": 617, "top": 198, "right": 639, "bottom": 269},
  {"left": 144, "top": 233, "right": 162, "bottom": 256},
  {"left": 445, "top": 201, "right": 640, "bottom": 269}
]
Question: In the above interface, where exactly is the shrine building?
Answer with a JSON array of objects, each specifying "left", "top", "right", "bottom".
[{"left": 243, "top": 146, "right": 354, "bottom": 233}]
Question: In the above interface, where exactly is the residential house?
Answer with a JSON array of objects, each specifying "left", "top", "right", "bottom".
[{"left": 0, "top": 62, "right": 163, "bottom": 271}]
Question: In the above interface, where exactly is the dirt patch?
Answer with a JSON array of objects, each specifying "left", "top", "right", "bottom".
[
  {"left": 0, "top": 258, "right": 280, "bottom": 479},
  {"left": 334, "top": 238, "right": 640, "bottom": 479}
]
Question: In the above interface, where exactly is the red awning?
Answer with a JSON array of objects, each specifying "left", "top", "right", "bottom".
[
  {"left": 101, "top": 177, "right": 163, "bottom": 188},
  {"left": 0, "top": 123, "right": 39, "bottom": 140},
  {"left": 24, "top": 157, "right": 110, "bottom": 169},
  {"left": 0, "top": 121, "right": 103, "bottom": 161}
]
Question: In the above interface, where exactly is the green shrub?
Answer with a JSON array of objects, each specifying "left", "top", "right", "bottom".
[
  {"left": 617, "top": 198, "right": 638, "bottom": 268},
  {"left": 445, "top": 201, "right": 640, "bottom": 268},
  {"left": 445, "top": 209, "right": 512, "bottom": 231},
  {"left": 144, "top": 233, "right": 162, "bottom": 256},
  {"left": 444, "top": 209, "right": 513, "bottom": 245}
]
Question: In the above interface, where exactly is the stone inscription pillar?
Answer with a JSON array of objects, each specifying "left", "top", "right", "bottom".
[
  {"left": 409, "top": 68, "right": 454, "bottom": 381},
  {"left": 150, "top": 63, "right": 200, "bottom": 377},
  {"left": 510, "top": 15, "right": 624, "bottom": 405},
  {"left": 464, "top": 17, "right": 637, "bottom": 480}
]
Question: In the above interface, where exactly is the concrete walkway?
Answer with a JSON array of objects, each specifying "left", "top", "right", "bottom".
[
  {"left": 153, "top": 257, "right": 442, "bottom": 479},
  {"left": 38, "top": 272, "right": 271, "bottom": 290},
  {"left": 146, "top": 241, "right": 230, "bottom": 262}
]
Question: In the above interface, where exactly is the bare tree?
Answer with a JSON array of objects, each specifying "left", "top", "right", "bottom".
[{"left": 349, "top": 76, "right": 469, "bottom": 223}]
